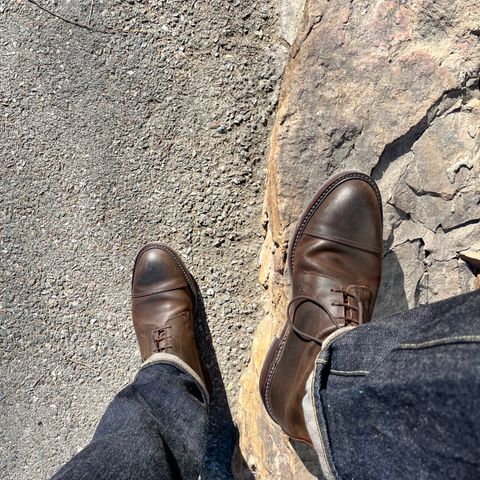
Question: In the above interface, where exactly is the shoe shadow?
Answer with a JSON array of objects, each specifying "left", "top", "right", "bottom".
[
  {"left": 290, "top": 440, "right": 324, "bottom": 479},
  {"left": 194, "top": 286, "right": 254, "bottom": 480},
  {"left": 374, "top": 249, "right": 409, "bottom": 320}
]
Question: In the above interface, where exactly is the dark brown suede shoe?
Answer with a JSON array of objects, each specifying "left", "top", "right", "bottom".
[
  {"left": 259, "top": 171, "right": 383, "bottom": 444},
  {"left": 132, "top": 243, "right": 208, "bottom": 389}
]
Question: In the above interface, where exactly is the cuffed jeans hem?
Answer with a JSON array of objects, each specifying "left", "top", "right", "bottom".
[
  {"left": 136, "top": 352, "right": 210, "bottom": 403},
  {"left": 302, "top": 326, "right": 355, "bottom": 480}
]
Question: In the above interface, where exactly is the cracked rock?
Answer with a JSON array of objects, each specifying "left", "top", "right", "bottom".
[{"left": 238, "top": 0, "right": 480, "bottom": 478}]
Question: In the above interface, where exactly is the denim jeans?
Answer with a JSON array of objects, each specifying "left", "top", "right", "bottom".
[
  {"left": 51, "top": 354, "right": 209, "bottom": 480},
  {"left": 52, "top": 291, "right": 480, "bottom": 479},
  {"left": 303, "top": 289, "right": 480, "bottom": 479}
]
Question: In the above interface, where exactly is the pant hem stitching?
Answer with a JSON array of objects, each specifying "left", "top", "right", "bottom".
[{"left": 137, "top": 352, "right": 209, "bottom": 403}]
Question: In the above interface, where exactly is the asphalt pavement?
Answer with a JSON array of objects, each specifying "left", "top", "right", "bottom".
[{"left": 0, "top": 1, "right": 286, "bottom": 477}]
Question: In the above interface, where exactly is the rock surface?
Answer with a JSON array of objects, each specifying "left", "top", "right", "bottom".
[
  {"left": 278, "top": 0, "right": 305, "bottom": 45},
  {"left": 237, "top": 0, "right": 480, "bottom": 477}
]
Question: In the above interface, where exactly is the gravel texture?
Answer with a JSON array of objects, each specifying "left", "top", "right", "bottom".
[{"left": 0, "top": 1, "right": 286, "bottom": 478}]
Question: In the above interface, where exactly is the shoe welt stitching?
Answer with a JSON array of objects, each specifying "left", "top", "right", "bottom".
[{"left": 264, "top": 326, "right": 291, "bottom": 417}]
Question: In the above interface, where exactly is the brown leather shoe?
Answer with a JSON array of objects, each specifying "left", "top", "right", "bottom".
[
  {"left": 259, "top": 171, "right": 383, "bottom": 444},
  {"left": 132, "top": 243, "right": 207, "bottom": 389}
]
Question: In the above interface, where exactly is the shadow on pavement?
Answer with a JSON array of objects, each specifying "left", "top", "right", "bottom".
[{"left": 195, "top": 286, "right": 254, "bottom": 480}]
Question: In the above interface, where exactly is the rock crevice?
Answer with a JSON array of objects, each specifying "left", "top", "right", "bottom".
[
  {"left": 372, "top": 75, "right": 480, "bottom": 181},
  {"left": 236, "top": 1, "right": 479, "bottom": 477}
]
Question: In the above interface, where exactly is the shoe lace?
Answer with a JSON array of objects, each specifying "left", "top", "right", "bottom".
[
  {"left": 330, "top": 288, "right": 360, "bottom": 326},
  {"left": 287, "top": 289, "right": 360, "bottom": 346},
  {"left": 152, "top": 325, "right": 173, "bottom": 353}
]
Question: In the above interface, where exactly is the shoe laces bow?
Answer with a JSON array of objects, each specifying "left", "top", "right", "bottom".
[{"left": 287, "top": 289, "right": 361, "bottom": 346}]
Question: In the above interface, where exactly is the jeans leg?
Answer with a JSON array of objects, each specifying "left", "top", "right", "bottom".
[
  {"left": 51, "top": 354, "right": 209, "bottom": 480},
  {"left": 303, "top": 290, "right": 480, "bottom": 480}
]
